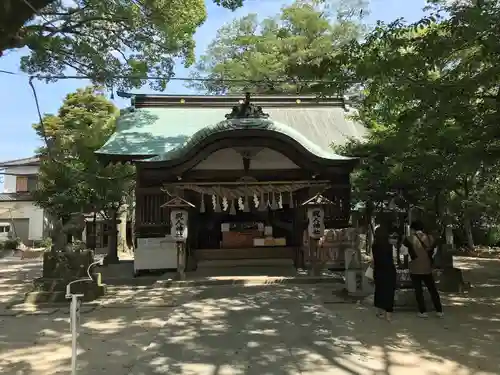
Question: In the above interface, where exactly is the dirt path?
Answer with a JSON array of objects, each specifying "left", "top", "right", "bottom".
[{"left": 0, "top": 256, "right": 498, "bottom": 374}]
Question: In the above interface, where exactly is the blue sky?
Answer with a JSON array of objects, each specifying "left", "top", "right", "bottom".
[{"left": 0, "top": 0, "right": 427, "bottom": 163}]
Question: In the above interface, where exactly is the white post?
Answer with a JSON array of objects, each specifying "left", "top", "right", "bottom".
[
  {"left": 65, "top": 259, "right": 101, "bottom": 375},
  {"left": 68, "top": 292, "right": 83, "bottom": 375},
  {"left": 69, "top": 294, "right": 78, "bottom": 375}
]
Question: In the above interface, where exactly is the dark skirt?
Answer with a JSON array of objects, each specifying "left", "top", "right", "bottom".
[{"left": 374, "top": 266, "right": 397, "bottom": 313}]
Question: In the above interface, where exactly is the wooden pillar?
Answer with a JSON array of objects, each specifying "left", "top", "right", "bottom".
[{"left": 177, "top": 241, "right": 186, "bottom": 280}]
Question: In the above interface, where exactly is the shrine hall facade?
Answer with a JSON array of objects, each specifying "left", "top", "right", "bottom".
[{"left": 95, "top": 93, "right": 366, "bottom": 274}]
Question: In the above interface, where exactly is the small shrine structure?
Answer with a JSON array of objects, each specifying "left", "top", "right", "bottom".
[{"left": 95, "top": 92, "right": 366, "bottom": 275}]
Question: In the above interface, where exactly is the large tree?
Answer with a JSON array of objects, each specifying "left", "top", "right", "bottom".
[
  {"left": 189, "top": 0, "right": 368, "bottom": 94},
  {"left": 192, "top": 0, "right": 500, "bottom": 248},
  {"left": 332, "top": 0, "right": 500, "bottom": 248},
  {"left": 0, "top": 0, "right": 244, "bottom": 90},
  {"left": 33, "top": 86, "right": 134, "bottom": 261}
]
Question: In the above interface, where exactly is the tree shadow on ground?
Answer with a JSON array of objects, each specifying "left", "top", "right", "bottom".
[
  {"left": 317, "top": 256, "right": 500, "bottom": 375},
  {"left": 0, "top": 256, "right": 498, "bottom": 375},
  {"left": 0, "top": 257, "right": 42, "bottom": 305},
  {"left": 0, "top": 285, "right": 388, "bottom": 375}
]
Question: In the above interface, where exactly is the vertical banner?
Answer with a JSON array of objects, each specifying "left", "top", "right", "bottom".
[
  {"left": 307, "top": 207, "right": 325, "bottom": 239},
  {"left": 170, "top": 209, "right": 188, "bottom": 240}
]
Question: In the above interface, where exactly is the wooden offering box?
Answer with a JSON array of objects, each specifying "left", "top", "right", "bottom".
[{"left": 221, "top": 222, "right": 262, "bottom": 249}]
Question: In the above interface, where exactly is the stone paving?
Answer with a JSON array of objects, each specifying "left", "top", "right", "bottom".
[{"left": 0, "top": 255, "right": 499, "bottom": 375}]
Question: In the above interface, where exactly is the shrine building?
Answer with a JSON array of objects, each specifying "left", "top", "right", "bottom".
[{"left": 95, "top": 92, "right": 366, "bottom": 275}]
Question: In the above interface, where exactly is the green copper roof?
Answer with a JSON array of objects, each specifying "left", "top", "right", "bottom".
[{"left": 96, "top": 106, "right": 366, "bottom": 161}]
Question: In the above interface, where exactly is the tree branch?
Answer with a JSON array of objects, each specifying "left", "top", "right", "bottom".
[{"left": 0, "top": 0, "right": 56, "bottom": 52}]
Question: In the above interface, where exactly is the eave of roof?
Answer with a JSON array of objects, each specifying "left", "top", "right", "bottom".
[
  {"left": 116, "top": 91, "right": 350, "bottom": 108},
  {"left": 0, "top": 156, "right": 40, "bottom": 168},
  {"left": 0, "top": 193, "right": 34, "bottom": 202}
]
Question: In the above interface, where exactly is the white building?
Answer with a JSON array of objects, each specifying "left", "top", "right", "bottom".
[
  {"left": 0, "top": 157, "right": 48, "bottom": 244},
  {"left": 0, "top": 156, "right": 132, "bottom": 249}
]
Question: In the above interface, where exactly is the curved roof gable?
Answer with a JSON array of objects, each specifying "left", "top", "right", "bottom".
[
  {"left": 146, "top": 117, "right": 353, "bottom": 162},
  {"left": 95, "top": 94, "right": 367, "bottom": 162}
]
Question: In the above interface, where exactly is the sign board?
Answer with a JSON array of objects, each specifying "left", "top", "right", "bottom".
[
  {"left": 307, "top": 207, "right": 325, "bottom": 239},
  {"left": 170, "top": 209, "right": 188, "bottom": 240}
]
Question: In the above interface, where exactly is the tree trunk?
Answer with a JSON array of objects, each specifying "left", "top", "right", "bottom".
[
  {"left": 105, "top": 208, "right": 119, "bottom": 264},
  {"left": 445, "top": 222, "right": 454, "bottom": 247},
  {"left": 309, "top": 240, "right": 319, "bottom": 276},
  {"left": 117, "top": 204, "right": 128, "bottom": 254},
  {"left": 366, "top": 202, "right": 375, "bottom": 254},
  {"left": 0, "top": 0, "right": 56, "bottom": 53},
  {"left": 463, "top": 217, "right": 475, "bottom": 251},
  {"left": 461, "top": 175, "right": 475, "bottom": 251},
  {"left": 91, "top": 212, "right": 97, "bottom": 250},
  {"left": 130, "top": 202, "right": 136, "bottom": 252}
]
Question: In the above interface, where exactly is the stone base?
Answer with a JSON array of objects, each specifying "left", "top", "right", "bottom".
[
  {"left": 103, "top": 253, "right": 120, "bottom": 265},
  {"left": 24, "top": 284, "right": 106, "bottom": 304},
  {"left": 28, "top": 276, "right": 106, "bottom": 304},
  {"left": 435, "top": 267, "right": 466, "bottom": 293}
]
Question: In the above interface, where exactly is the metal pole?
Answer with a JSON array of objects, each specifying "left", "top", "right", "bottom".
[
  {"left": 65, "top": 259, "right": 101, "bottom": 375},
  {"left": 70, "top": 294, "right": 79, "bottom": 375}
]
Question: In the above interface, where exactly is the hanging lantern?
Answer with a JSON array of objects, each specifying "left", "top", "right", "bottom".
[{"left": 301, "top": 193, "right": 334, "bottom": 239}]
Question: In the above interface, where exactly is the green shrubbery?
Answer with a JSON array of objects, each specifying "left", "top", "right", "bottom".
[
  {"left": 3, "top": 238, "right": 20, "bottom": 250},
  {"left": 33, "top": 238, "right": 53, "bottom": 249},
  {"left": 471, "top": 226, "right": 500, "bottom": 247}
]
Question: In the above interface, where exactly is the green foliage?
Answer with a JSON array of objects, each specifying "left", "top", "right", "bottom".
[
  {"left": 3, "top": 238, "right": 21, "bottom": 250},
  {"left": 33, "top": 238, "right": 53, "bottom": 249},
  {"left": 189, "top": 0, "right": 369, "bottom": 94},
  {"left": 330, "top": 0, "right": 500, "bottom": 247},
  {"left": 1, "top": 0, "right": 247, "bottom": 90},
  {"left": 32, "top": 86, "right": 135, "bottom": 220},
  {"left": 193, "top": 0, "right": 500, "bottom": 248}
]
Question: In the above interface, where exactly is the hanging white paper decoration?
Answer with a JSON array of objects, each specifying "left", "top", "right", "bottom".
[
  {"left": 222, "top": 196, "right": 229, "bottom": 211},
  {"left": 253, "top": 193, "right": 259, "bottom": 208},
  {"left": 278, "top": 192, "right": 283, "bottom": 209},
  {"left": 289, "top": 191, "right": 294, "bottom": 208},
  {"left": 214, "top": 195, "right": 221, "bottom": 213},
  {"left": 238, "top": 197, "right": 244, "bottom": 211}
]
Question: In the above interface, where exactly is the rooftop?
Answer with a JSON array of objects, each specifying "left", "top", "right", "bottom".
[
  {"left": 97, "top": 93, "right": 367, "bottom": 163},
  {"left": 0, "top": 156, "right": 40, "bottom": 168}
]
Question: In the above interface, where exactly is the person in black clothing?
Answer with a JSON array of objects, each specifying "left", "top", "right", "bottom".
[{"left": 372, "top": 224, "right": 397, "bottom": 321}]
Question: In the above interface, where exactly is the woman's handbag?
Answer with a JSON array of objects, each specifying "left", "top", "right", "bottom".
[{"left": 365, "top": 264, "right": 374, "bottom": 280}]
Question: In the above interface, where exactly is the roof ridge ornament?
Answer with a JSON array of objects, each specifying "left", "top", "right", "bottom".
[{"left": 225, "top": 92, "right": 270, "bottom": 119}]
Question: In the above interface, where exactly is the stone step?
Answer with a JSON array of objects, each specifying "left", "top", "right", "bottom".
[{"left": 197, "top": 258, "right": 295, "bottom": 268}]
